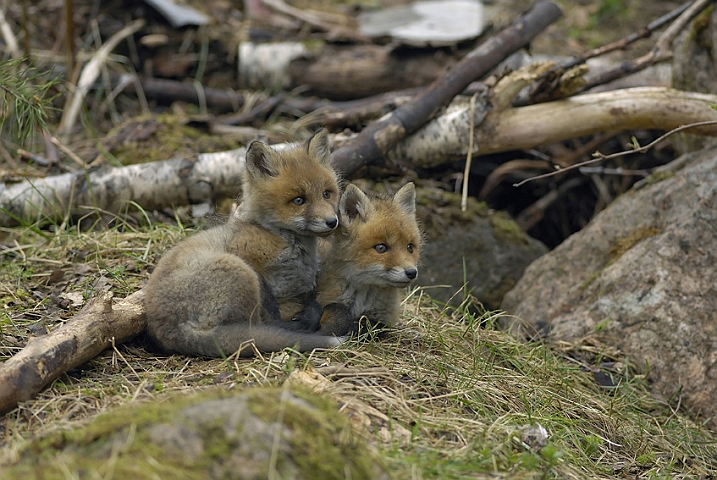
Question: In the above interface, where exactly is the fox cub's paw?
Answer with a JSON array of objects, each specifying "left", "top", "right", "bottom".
[{"left": 286, "top": 298, "right": 323, "bottom": 332}]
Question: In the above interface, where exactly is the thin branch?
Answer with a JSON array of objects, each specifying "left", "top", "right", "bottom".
[
  {"left": 461, "top": 93, "right": 479, "bottom": 212},
  {"left": 514, "top": 120, "right": 717, "bottom": 187},
  {"left": 58, "top": 19, "right": 145, "bottom": 135}
]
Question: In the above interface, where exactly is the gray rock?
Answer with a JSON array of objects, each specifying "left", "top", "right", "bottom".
[
  {"left": 5, "top": 387, "right": 388, "bottom": 480},
  {"left": 502, "top": 142, "right": 717, "bottom": 428},
  {"left": 415, "top": 189, "right": 548, "bottom": 310},
  {"left": 672, "top": 6, "right": 717, "bottom": 153}
]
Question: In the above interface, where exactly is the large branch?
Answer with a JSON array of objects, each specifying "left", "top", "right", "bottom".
[
  {"left": 329, "top": 0, "right": 563, "bottom": 177},
  {"left": 393, "top": 87, "right": 717, "bottom": 169},
  {"left": 0, "top": 290, "right": 146, "bottom": 416},
  {"left": 0, "top": 149, "right": 246, "bottom": 227}
]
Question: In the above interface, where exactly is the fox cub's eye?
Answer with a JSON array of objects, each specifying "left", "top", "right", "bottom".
[
  {"left": 323, "top": 190, "right": 331, "bottom": 199},
  {"left": 374, "top": 244, "right": 388, "bottom": 254},
  {"left": 407, "top": 243, "right": 414, "bottom": 253},
  {"left": 292, "top": 196, "right": 306, "bottom": 206}
]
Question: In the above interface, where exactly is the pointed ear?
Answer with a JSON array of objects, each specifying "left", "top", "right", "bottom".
[
  {"left": 245, "top": 140, "right": 283, "bottom": 178},
  {"left": 393, "top": 182, "right": 416, "bottom": 217},
  {"left": 340, "top": 184, "right": 371, "bottom": 223},
  {"left": 307, "top": 128, "right": 331, "bottom": 167}
]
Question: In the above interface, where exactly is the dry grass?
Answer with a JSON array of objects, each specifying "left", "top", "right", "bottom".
[{"left": 1, "top": 217, "right": 716, "bottom": 478}]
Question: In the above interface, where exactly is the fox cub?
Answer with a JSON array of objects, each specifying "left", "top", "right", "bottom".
[
  {"left": 315, "top": 183, "right": 421, "bottom": 336},
  {"left": 145, "top": 129, "right": 344, "bottom": 357}
]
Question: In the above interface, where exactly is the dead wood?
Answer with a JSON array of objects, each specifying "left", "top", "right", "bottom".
[
  {"left": 0, "top": 290, "right": 146, "bottom": 416},
  {"left": 0, "top": 149, "right": 246, "bottom": 227},
  {"left": 397, "top": 87, "right": 717, "bottom": 170},
  {"left": 329, "top": 0, "right": 563, "bottom": 178},
  {"left": 4, "top": 86, "right": 717, "bottom": 227}
]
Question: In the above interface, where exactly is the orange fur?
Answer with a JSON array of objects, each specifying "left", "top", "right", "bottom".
[
  {"left": 145, "top": 129, "right": 345, "bottom": 357},
  {"left": 316, "top": 183, "right": 421, "bottom": 336}
]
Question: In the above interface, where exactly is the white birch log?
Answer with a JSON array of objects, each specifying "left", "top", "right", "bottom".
[{"left": 0, "top": 149, "right": 246, "bottom": 227}]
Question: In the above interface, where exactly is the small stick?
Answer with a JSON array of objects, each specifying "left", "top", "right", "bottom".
[
  {"left": 461, "top": 93, "right": 479, "bottom": 212},
  {"left": 514, "top": 120, "right": 717, "bottom": 187}
]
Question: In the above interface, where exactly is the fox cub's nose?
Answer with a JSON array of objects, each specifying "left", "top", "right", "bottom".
[
  {"left": 405, "top": 268, "right": 418, "bottom": 280},
  {"left": 326, "top": 217, "right": 338, "bottom": 229}
]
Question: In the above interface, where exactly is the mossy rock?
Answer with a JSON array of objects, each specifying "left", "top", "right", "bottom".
[{"left": 6, "top": 386, "right": 387, "bottom": 480}]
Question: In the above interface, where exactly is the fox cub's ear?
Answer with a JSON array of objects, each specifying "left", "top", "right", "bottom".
[
  {"left": 393, "top": 182, "right": 416, "bottom": 217},
  {"left": 307, "top": 128, "right": 331, "bottom": 167},
  {"left": 246, "top": 140, "right": 284, "bottom": 177},
  {"left": 340, "top": 184, "right": 371, "bottom": 223}
]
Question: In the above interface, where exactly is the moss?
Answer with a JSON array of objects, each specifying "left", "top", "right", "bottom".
[
  {"left": 489, "top": 211, "right": 529, "bottom": 245},
  {"left": 104, "top": 113, "right": 243, "bottom": 166},
  {"left": 608, "top": 225, "right": 661, "bottom": 261},
  {"left": 643, "top": 170, "right": 674, "bottom": 187},
  {"left": 8, "top": 387, "right": 384, "bottom": 480}
]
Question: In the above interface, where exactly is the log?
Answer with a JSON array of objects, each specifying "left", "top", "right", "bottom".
[
  {"left": 329, "top": 0, "right": 563, "bottom": 177},
  {"left": 0, "top": 290, "right": 146, "bottom": 415},
  {"left": 393, "top": 87, "right": 717, "bottom": 169},
  {"left": 0, "top": 149, "right": 247, "bottom": 227},
  {"left": 4, "top": 86, "right": 717, "bottom": 227}
]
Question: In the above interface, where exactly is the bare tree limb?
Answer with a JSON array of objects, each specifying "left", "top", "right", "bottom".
[
  {"left": 398, "top": 87, "right": 717, "bottom": 170},
  {"left": 0, "top": 290, "right": 146, "bottom": 416},
  {"left": 3, "top": 87, "right": 716, "bottom": 227},
  {"left": 329, "top": 0, "right": 563, "bottom": 177},
  {"left": 0, "top": 149, "right": 247, "bottom": 227},
  {"left": 59, "top": 19, "right": 145, "bottom": 135}
]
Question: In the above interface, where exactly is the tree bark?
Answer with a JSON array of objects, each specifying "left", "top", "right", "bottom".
[
  {"left": 394, "top": 87, "right": 717, "bottom": 169},
  {"left": 0, "top": 149, "right": 246, "bottom": 227},
  {"left": 329, "top": 0, "right": 563, "bottom": 177},
  {"left": 0, "top": 290, "right": 146, "bottom": 415}
]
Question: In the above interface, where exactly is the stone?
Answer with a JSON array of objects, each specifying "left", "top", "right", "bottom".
[
  {"left": 415, "top": 188, "right": 548, "bottom": 310},
  {"left": 501, "top": 142, "right": 717, "bottom": 428},
  {"left": 4, "top": 387, "right": 388, "bottom": 480}
]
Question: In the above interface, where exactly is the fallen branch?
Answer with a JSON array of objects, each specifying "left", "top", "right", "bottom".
[
  {"left": 330, "top": 0, "right": 563, "bottom": 177},
  {"left": 59, "top": 19, "right": 145, "bottom": 135},
  {"left": 0, "top": 148, "right": 247, "bottom": 227},
  {"left": 398, "top": 87, "right": 717, "bottom": 169},
  {"left": 0, "top": 290, "right": 146, "bottom": 416}
]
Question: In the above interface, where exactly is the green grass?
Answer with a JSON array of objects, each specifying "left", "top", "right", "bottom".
[{"left": 0, "top": 220, "right": 715, "bottom": 478}]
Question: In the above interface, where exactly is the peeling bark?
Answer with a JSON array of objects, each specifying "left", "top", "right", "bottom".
[{"left": 0, "top": 149, "right": 246, "bottom": 227}]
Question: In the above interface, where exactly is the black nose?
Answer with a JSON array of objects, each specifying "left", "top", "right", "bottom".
[
  {"left": 326, "top": 217, "right": 338, "bottom": 229},
  {"left": 405, "top": 268, "right": 417, "bottom": 280}
]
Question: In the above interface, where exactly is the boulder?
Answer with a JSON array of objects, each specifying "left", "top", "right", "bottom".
[
  {"left": 415, "top": 188, "right": 548, "bottom": 309},
  {"left": 3, "top": 387, "right": 387, "bottom": 480},
  {"left": 501, "top": 142, "right": 717, "bottom": 428}
]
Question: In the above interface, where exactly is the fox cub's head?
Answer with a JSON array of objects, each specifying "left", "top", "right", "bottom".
[
  {"left": 338, "top": 183, "right": 421, "bottom": 287},
  {"left": 243, "top": 129, "right": 339, "bottom": 237}
]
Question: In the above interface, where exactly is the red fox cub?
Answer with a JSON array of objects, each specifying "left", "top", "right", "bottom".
[
  {"left": 315, "top": 183, "right": 421, "bottom": 336},
  {"left": 145, "top": 129, "right": 345, "bottom": 357}
]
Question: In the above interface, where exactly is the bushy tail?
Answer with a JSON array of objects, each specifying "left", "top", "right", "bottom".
[{"left": 175, "top": 323, "right": 345, "bottom": 358}]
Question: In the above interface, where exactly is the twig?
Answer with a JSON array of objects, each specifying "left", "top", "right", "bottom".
[
  {"left": 515, "top": 178, "right": 584, "bottom": 231},
  {"left": 0, "top": 6, "right": 21, "bottom": 59},
  {"left": 260, "top": 0, "right": 368, "bottom": 42},
  {"left": 514, "top": 120, "right": 717, "bottom": 187},
  {"left": 461, "top": 93, "right": 479, "bottom": 212},
  {"left": 560, "top": 1, "right": 693, "bottom": 71},
  {"left": 58, "top": 19, "right": 145, "bottom": 135},
  {"left": 580, "top": 0, "right": 714, "bottom": 93},
  {"left": 50, "top": 136, "right": 88, "bottom": 168}
]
